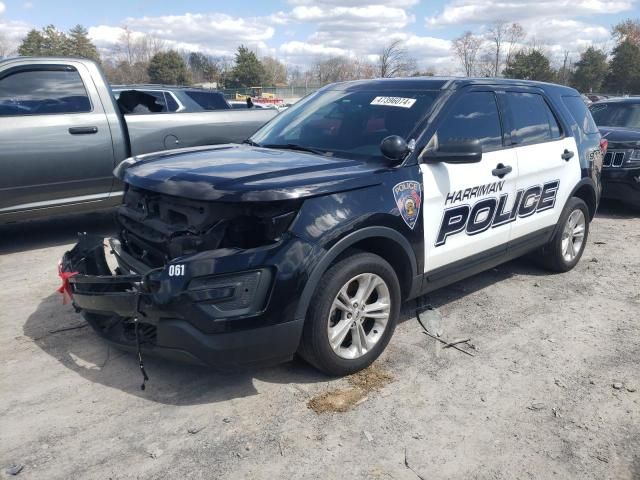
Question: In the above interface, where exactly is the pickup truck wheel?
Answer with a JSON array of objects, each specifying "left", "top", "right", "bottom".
[
  {"left": 299, "top": 252, "right": 400, "bottom": 376},
  {"left": 537, "top": 197, "right": 590, "bottom": 273}
]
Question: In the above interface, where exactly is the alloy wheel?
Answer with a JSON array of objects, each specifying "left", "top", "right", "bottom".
[
  {"left": 327, "top": 273, "right": 391, "bottom": 360},
  {"left": 561, "top": 209, "right": 586, "bottom": 262}
]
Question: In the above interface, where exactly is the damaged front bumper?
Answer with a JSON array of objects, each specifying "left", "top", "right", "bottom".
[{"left": 59, "top": 234, "right": 306, "bottom": 369}]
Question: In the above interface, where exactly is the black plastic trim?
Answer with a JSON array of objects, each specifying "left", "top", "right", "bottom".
[{"left": 293, "top": 226, "right": 417, "bottom": 320}]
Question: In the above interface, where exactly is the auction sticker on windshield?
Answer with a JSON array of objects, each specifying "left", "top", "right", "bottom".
[{"left": 370, "top": 96, "right": 416, "bottom": 108}]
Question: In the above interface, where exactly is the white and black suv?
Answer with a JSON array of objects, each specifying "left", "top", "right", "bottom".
[{"left": 61, "top": 78, "right": 604, "bottom": 377}]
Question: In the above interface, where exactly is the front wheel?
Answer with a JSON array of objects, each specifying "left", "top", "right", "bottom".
[
  {"left": 538, "top": 197, "right": 590, "bottom": 272},
  {"left": 298, "top": 252, "right": 401, "bottom": 376}
]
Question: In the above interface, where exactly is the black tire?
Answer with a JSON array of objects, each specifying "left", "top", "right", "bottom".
[
  {"left": 537, "top": 197, "right": 590, "bottom": 272},
  {"left": 298, "top": 251, "right": 401, "bottom": 376}
]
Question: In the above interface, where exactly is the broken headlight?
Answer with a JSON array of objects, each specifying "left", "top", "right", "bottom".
[{"left": 221, "top": 208, "right": 299, "bottom": 249}]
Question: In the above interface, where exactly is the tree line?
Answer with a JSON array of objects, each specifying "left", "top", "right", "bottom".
[
  {"left": 6, "top": 24, "right": 288, "bottom": 87},
  {"left": 451, "top": 18, "right": 640, "bottom": 94},
  {"left": 3, "top": 18, "right": 639, "bottom": 93}
]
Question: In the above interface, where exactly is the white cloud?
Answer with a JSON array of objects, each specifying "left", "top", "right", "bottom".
[
  {"left": 23, "top": 2, "right": 33, "bottom": 9},
  {"left": 288, "top": 0, "right": 419, "bottom": 6},
  {"left": 0, "top": 2, "right": 5, "bottom": 14},
  {"left": 280, "top": 41, "right": 350, "bottom": 58},
  {"left": 426, "top": 0, "right": 635, "bottom": 26},
  {"left": 89, "top": 13, "right": 276, "bottom": 58}
]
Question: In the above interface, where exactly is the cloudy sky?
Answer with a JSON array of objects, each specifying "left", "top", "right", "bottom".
[{"left": 0, "top": 0, "right": 637, "bottom": 73}]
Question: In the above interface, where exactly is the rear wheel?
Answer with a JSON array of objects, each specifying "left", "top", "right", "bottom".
[
  {"left": 537, "top": 197, "right": 590, "bottom": 272},
  {"left": 299, "top": 252, "right": 401, "bottom": 376}
]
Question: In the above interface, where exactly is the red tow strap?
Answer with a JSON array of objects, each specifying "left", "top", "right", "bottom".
[{"left": 57, "top": 262, "right": 78, "bottom": 304}]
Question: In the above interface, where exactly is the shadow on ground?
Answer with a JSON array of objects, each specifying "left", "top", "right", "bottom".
[
  {"left": 398, "top": 255, "right": 551, "bottom": 324},
  {"left": 0, "top": 210, "right": 118, "bottom": 255},
  {"left": 24, "top": 257, "right": 546, "bottom": 406},
  {"left": 595, "top": 199, "right": 639, "bottom": 220},
  {"left": 24, "top": 292, "right": 327, "bottom": 407}
]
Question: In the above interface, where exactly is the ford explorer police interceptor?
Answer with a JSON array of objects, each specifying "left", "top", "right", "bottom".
[{"left": 60, "top": 78, "right": 604, "bottom": 378}]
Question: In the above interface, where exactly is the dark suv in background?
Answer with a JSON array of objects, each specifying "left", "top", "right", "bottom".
[
  {"left": 590, "top": 97, "right": 640, "bottom": 209},
  {"left": 112, "top": 86, "right": 231, "bottom": 114}
]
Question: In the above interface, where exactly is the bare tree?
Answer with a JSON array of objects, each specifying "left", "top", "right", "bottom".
[
  {"left": 261, "top": 56, "right": 288, "bottom": 85},
  {"left": 504, "top": 23, "right": 525, "bottom": 68},
  {"left": 556, "top": 50, "right": 572, "bottom": 85},
  {"left": 487, "top": 21, "right": 507, "bottom": 77},
  {"left": 378, "top": 40, "right": 416, "bottom": 78},
  {"left": 0, "top": 33, "right": 13, "bottom": 58},
  {"left": 115, "top": 26, "right": 166, "bottom": 65},
  {"left": 452, "top": 31, "right": 482, "bottom": 76}
]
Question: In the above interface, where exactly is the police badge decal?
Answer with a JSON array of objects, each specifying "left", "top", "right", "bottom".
[{"left": 393, "top": 181, "right": 422, "bottom": 230}]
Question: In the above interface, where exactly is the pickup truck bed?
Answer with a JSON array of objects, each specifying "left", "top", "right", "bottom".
[{"left": 0, "top": 57, "right": 276, "bottom": 223}]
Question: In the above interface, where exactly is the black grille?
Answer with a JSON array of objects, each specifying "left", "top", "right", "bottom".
[
  {"left": 603, "top": 150, "right": 627, "bottom": 168},
  {"left": 117, "top": 187, "right": 235, "bottom": 268},
  {"left": 117, "top": 187, "right": 300, "bottom": 268}
]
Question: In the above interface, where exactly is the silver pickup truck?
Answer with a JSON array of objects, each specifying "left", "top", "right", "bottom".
[{"left": 0, "top": 57, "right": 276, "bottom": 223}]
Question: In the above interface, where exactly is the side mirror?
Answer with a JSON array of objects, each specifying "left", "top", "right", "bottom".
[
  {"left": 423, "top": 139, "right": 483, "bottom": 164},
  {"left": 381, "top": 135, "right": 412, "bottom": 162}
]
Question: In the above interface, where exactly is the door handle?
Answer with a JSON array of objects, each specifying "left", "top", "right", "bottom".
[
  {"left": 561, "top": 149, "right": 574, "bottom": 161},
  {"left": 69, "top": 126, "right": 98, "bottom": 135},
  {"left": 492, "top": 163, "right": 512, "bottom": 178}
]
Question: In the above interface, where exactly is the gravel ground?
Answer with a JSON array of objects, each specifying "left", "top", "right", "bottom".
[{"left": 0, "top": 201, "right": 638, "bottom": 480}]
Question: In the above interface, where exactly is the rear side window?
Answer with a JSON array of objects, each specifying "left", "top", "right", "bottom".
[
  {"left": 507, "top": 92, "right": 561, "bottom": 145},
  {"left": 563, "top": 95, "right": 599, "bottom": 134},
  {"left": 184, "top": 91, "right": 230, "bottom": 110},
  {"left": 437, "top": 91, "right": 503, "bottom": 151},
  {"left": 165, "top": 93, "right": 180, "bottom": 112},
  {"left": 0, "top": 67, "right": 91, "bottom": 116},
  {"left": 140, "top": 91, "right": 169, "bottom": 112},
  {"left": 115, "top": 90, "right": 169, "bottom": 114}
]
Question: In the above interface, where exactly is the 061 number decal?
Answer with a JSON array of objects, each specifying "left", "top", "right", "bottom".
[{"left": 168, "top": 264, "right": 185, "bottom": 277}]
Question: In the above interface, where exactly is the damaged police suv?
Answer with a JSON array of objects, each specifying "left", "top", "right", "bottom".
[{"left": 60, "top": 78, "right": 603, "bottom": 376}]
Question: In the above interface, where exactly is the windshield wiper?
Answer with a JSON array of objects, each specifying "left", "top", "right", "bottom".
[
  {"left": 242, "top": 139, "right": 262, "bottom": 147},
  {"left": 262, "top": 143, "right": 328, "bottom": 156}
]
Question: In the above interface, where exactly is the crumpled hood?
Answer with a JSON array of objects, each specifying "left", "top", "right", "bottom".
[
  {"left": 599, "top": 126, "right": 640, "bottom": 149},
  {"left": 122, "top": 144, "right": 385, "bottom": 202}
]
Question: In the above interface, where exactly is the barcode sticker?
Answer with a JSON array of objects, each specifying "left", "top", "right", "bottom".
[{"left": 370, "top": 96, "right": 416, "bottom": 108}]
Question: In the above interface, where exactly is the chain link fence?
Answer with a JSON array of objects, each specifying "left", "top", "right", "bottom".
[{"left": 219, "top": 86, "right": 319, "bottom": 103}]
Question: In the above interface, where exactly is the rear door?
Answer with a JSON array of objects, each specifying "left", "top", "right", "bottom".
[
  {"left": 420, "top": 88, "right": 519, "bottom": 273},
  {"left": 0, "top": 62, "right": 115, "bottom": 215},
  {"left": 503, "top": 90, "right": 581, "bottom": 242}
]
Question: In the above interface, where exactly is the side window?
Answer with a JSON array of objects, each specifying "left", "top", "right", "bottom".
[
  {"left": 507, "top": 92, "right": 562, "bottom": 145},
  {"left": 184, "top": 91, "right": 230, "bottom": 110},
  {"left": 116, "top": 90, "right": 167, "bottom": 114},
  {"left": 0, "top": 67, "right": 91, "bottom": 116},
  {"left": 165, "top": 93, "right": 180, "bottom": 112},
  {"left": 141, "top": 91, "right": 168, "bottom": 113},
  {"left": 563, "top": 95, "right": 599, "bottom": 134},
  {"left": 437, "top": 91, "right": 503, "bottom": 151}
]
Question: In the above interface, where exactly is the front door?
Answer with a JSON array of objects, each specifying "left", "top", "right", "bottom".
[
  {"left": 503, "top": 90, "right": 581, "bottom": 241},
  {"left": 0, "top": 62, "right": 114, "bottom": 215},
  {"left": 420, "top": 89, "right": 519, "bottom": 273}
]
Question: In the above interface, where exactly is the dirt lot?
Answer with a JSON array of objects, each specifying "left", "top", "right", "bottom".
[{"left": 1, "top": 202, "right": 639, "bottom": 480}]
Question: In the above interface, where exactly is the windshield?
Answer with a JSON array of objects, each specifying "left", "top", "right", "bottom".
[
  {"left": 250, "top": 88, "right": 440, "bottom": 161},
  {"left": 590, "top": 102, "right": 640, "bottom": 129}
]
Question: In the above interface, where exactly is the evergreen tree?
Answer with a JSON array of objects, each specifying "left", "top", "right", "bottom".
[
  {"left": 228, "top": 45, "right": 265, "bottom": 88},
  {"left": 39, "top": 25, "right": 70, "bottom": 56},
  {"left": 503, "top": 49, "right": 554, "bottom": 81},
  {"left": 148, "top": 50, "right": 191, "bottom": 85},
  {"left": 17, "top": 29, "right": 45, "bottom": 56},
  {"left": 571, "top": 47, "right": 608, "bottom": 93},
  {"left": 604, "top": 39, "right": 640, "bottom": 94},
  {"left": 68, "top": 25, "right": 100, "bottom": 62}
]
